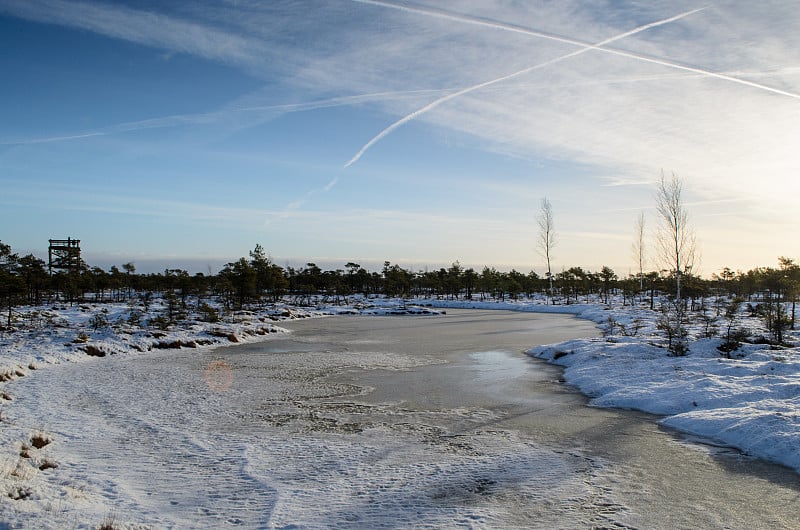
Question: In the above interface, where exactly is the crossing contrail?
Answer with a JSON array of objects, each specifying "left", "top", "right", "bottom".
[
  {"left": 354, "top": 0, "right": 800, "bottom": 100},
  {"left": 344, "top": 6, "right": 707, "bottom": 168},
  {"left": 345, "top": 1, "right": 800, "bottom": 167},
  {"left": 351, "top": 0, "right": 617, "bottom": 46}
]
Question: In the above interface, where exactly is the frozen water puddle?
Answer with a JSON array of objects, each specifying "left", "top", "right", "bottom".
[{"left": 2, "top": 339, "right": 631, "bottom": 527}]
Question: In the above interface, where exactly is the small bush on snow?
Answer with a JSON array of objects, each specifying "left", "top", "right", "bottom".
[{"left": 30, "top": 432, "right": 52, "bottom": 449}]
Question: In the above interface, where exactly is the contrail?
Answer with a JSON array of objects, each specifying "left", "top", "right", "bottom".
[
  {"left": 110, "top": 90, "right": 450, "bottom": 133},
  {"left": 345, "top": 1, "right": 800, "bottom": 167},
  {"left": 355, "top": 0, "right": 800, "bottom": 100},
  {"left": 1, "top": 131, "right": 105, "bottom": 146},
  {"left": 229, "top": 88, "right": 450, "bottom": 114},
  {"left": 1, "top": 89, "right": 452, "bottom": 146},
  {"left": 351, "top": 0, "right": 612, "bottom": 47},
  {"left": 595, "top": 47, "right": 800, "bottom": 101},
  {"left": 344, "top": 6, "right": 707, "bottom": 167}
]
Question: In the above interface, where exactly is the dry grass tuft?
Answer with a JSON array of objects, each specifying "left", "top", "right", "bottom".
[
  {"left": 38, "top": 457, "right": 58, "bottom": 471},
  {"left": 83, "top": 345, "right": 107, "bottom": 357},
  {"left": 98, "top": 511, "right": 119, "bottom": 530},
  {"left": 9, "top": 458, "right": 34, "bottom": 480},
  {"left": 7, "top": 485, "right": 32, "bottom": 500},
  {"left": 31, "top": 432, "right": 52, "bottom": 449}
]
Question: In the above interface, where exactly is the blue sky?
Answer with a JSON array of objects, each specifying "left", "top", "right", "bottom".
[{"left": 2, "top": 0, "right": 800, "bottom": 275}]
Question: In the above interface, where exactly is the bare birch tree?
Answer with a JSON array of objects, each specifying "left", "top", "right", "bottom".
[
  {"left": 537, "top": 197, "right": 556, "bottom": 298},
  {"left": 655, "top": 172, "right": 697, "bottom": 354},
  {"left": 632, "top": 211, "right": 646, "bottom": 291}
]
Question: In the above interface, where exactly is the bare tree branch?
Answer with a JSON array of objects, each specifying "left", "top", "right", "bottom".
[
  {"left": 656, "top": 172, "right": 696, "bottom": 277},
  {"left": 632, "top": 210, "right": 646, "bottom": 291},
  {"left": 536, "top": 197, "right": 556, "bottom": 295},
  {"left": 654, "top": 171, "right": 697, "bottom": 354}
]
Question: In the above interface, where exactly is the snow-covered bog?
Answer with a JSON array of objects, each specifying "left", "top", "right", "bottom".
[
  {"left": 413, "top": 296, "right": 800, "bottom": 473},
  {"left": 0, "top": 299, "right": 440, "bottom": 371},
  {"left": 1, "top": 294, "right": 799, "bottom": 527}
]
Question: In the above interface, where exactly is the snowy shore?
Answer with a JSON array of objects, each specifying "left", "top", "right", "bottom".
[
  {"left": 0, "top": 298, "right": 446, "bottom": 527},
  {"left": 416, "top": 297, "right": 800, "bottom": 474}
]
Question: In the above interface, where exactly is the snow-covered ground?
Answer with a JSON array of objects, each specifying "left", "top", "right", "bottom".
[
  {"left": 1, "top": 294, "right": 798, "bottom": 527},
  {"left": 0, "top": 298, "right": 446, "bottom": 527}
]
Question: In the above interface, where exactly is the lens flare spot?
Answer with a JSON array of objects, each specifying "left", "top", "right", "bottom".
[{"left": 204, "top": 360, "right": 233, "bottom": 392}]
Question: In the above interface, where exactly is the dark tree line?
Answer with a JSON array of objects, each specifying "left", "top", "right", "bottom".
[{"left": 1, "top": 240, "right": 798, "bottom": 343}]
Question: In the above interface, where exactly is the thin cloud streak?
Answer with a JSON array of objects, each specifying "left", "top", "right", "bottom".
[
  {"left": 0, "top": 63, "right": 781, "bottom": 149},
  {"left": 1, "top": 0, "right": 260, "bottom": 66},
  {"left": 352, "top": 0, "right": 635, "bottom": 47},
  {"left": 344, "top": 6, "right": 708, "bottom": 167},
  {"left": 1, "top": 132, "right": 106, "bottom": 146},
  {"left": 0, "top": 90, "right": 452, "bottom": 146},
  {"left": 6, "top": 64, "right": 790, "bottom": 148}
]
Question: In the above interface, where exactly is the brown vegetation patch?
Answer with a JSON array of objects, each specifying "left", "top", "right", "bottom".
[
  {"left": 153, "top": 339, "right": 198, "bottom": 349},
  {"left": 83, "top": 345, "right": 107, "bottom": 357},
  {"left": 99, "top": 513, "right": 119, "bottom": 530},
  {"left": 30, "top": 433, "right": 52, "bottom": 449},
  {"left": 38, "top": 459, "right": 58, "bottom": 471},
  {"left": 154, "top": 340, "right": 183, "bottom": 349},
  {"left": 209, "top": 329, "right": 240, "bottom": 342}
]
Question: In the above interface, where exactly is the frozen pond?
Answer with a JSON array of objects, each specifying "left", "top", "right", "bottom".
[{"left": 6, "top": 309, "right": 800, "bottom": 528}]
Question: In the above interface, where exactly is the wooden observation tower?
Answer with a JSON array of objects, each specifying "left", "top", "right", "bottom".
[{"left": 48, "top": 237, "right": 82, "bottom": 275}]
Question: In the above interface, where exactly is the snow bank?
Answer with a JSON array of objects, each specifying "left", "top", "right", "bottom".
[
  {"left": 412, "top": 296, "right": 800, "bottom": 474},
  {"left": 0, "top": 299, "right": 443, "bottom": 375}
]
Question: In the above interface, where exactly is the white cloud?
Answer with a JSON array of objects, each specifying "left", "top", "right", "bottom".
[{"left": 1, "top": 0, "right": 264, "bottom": 67}]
